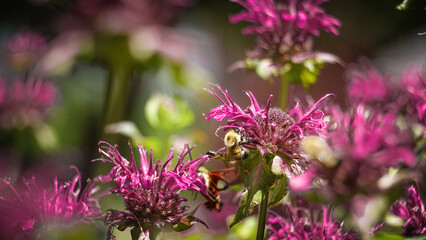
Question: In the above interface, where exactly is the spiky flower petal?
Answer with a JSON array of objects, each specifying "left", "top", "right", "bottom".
[
  {"left": 96, "top": 141, "right": 208, "bottom": 237},
  {"left": 347, "top": 61, "right": 426, "bottom": 125},
  {"left": 230, "top": 0, "right": 340, "bottom": 60},
  {"left": 267, "top": 200, "right": 358, "bottom": 240},
  {"left": 0, "top": 167, "right": 101, "bottom": 239},
  {"left": 204, "top": 83, "right": 331, "bottom": 177},
  {"left": 0, "top": 77, "right": 58, "bottom": 128},
  {"left": 391, "top": 184, "right": 426, "bottom": 237}
]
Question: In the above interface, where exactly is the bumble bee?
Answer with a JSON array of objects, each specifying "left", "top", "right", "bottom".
[
  {"left": 198, "top": 167, "right": 240, "bottom": 211},
  {"left": 207, "top": 128, "right": 250, "bottom": 162}
]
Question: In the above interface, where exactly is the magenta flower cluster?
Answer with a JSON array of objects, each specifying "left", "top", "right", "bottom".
[
  {"left": 288, "top": 62, "right": 424, "bottom": 198},
  {"left": 391, "top": 184, "right": 426, "bottom": 237},
  {"left": 347, "top": 61, "right": 426, "bottom": 125},
  {"left": 2, "top": 30, "right": 47, "bottom": 70},
  {"left": 313, "top": 105, "right": 416, "bottom": 196},
  {"left": 230, "top": 0, "right": 340, "bottom": 59},
  {"left": 0, "top": 30, "right": 58, "bottom": 129},
  {"left": 95, "top": 141, "right": 209, "bottom": 237},
  {"left": 204, "top": 83, "right": 331, "bottom": 176},
  {"left": 0, "top": 168, "right": 101, "bottom": 239},
  {"left": 0, "top": 77, "right": 58, "bottom": 128},
  {"left": 329, "top": 106, "right": 415, "bottom": 168},
  {"left": 267, "top": 200, "right": 357, "bottom": 240}
]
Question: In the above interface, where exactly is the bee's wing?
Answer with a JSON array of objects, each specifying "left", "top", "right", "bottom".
[{"left": 210, "top": 167, "right": 241, "bottom": 190}]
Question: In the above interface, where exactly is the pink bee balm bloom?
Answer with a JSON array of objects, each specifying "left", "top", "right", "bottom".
[
  {"left": 346, "top": 61, "right": 426, "bottom": 125},
  {"left": 297, "top": 105, "right": 416, "bottom": 197},
  {"left": 267, "top": 200, "right": 358, "bottom": 240},
  {"left": 95, "top": 141, "right": 209, "bottom": 237},
  {"left": 0, "top": 168, "right": 101, "bottom": 239},
  {"left": 0, "top": 77, "right": 58, "bottom": 128},
  {"left": 230, "top": 0, "right": 340, "bottom": 60},
  {"left": 400, "top": 66, "right": 426, "bottom": 125},
  {"left": 329, "top": 105, "right": 415, "bottom": 167},
  {"left": 3, "top": 30, "right": 47, "bottom": 71},
  {"left": 289, "top": 168, "right": 316, "bottom": 192},
  {"left": 204, "top": 83, "right": 331, "bottom": 177},
  {"left": 346, "top": 61, "right": 394, "bottom": 105},
  {"left": 390, "top": 184, "right": 426, "bottom": 237}
]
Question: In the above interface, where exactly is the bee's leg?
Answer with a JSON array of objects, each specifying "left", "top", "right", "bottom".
[
  {"left": 206, "top": 150, "right": 217, "bottom": 157},
  {"left": 206, "top": 151, "right": 223, "bottom": 160}
]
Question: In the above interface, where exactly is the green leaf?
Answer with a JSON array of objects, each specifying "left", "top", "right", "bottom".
[
  {"left": 229, "top": 216, "right": 258, "bottom": 240},
  {"left": 104, "top": 121, "right": 144, "bottom": 141},
  {"left": 230, "top": 188, "right": 251, "bottom": 228},
  {"left": 300, "top": 61, "right": 321, "bottom": 91},
  {"left": 244, "top": 58, "right": 278, "bottom": 83},
  {"left": 255, "top": 59, "right": 278, "bottom": 81},
  {"left": 173, "top": 216, "right": 208, "bottom": 232},
  {"left": 130, "top": 227, "right": 142, "bottom": 240},
  {"left": 249, "top": 190, "right": 262, "bottom": 213},
  {"left": 145, "top": 93, "right": 194, "bottom": 132},
  {"left": 40, "top": 223, "right": 102, "bottom": 240},
  {"left": 268, "top": 175, "right": 287, "bottom": 207},
  {"left": 229, "top": 152, "right": 276, "bottom": 228},
  {"left": 371, "top": 234, "right": 405, "bottom": 240},
  {"left": 406, "top": 234, "right": 426, "bottom": 240},
  {"left": 283, "top": 60, "right": 324, "bottom": 91}
]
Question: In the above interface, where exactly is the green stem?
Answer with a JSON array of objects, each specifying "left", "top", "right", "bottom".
[
  {"left": 279, "top": 74, "right": 289, "bottom": 110},
  {"left": 101, "top": 64, "right": 133, "bottom": 141},
  {"left": 90, "top": 64, "right": 134, "bottom": 178},
  {"left": 103, "top": 65, "right": 131, "bottom": 126},
  {"left": 256, "top": 190, "right": 269, "bottom": 240}
]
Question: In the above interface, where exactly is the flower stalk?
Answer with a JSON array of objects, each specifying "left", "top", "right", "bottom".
[
  {"left": 102, "top": 64, "right": 133, "bottom": 136},
  {"left": 256, "top": 189, "right": 269, "bottom": 240}
]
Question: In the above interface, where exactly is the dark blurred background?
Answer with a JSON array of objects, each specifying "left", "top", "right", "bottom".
[{"left": 0, "top": 0, "right": 424, "bottom": 238}]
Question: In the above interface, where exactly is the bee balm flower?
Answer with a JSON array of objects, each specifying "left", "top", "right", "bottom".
[
  {"left": 230, "top": 0, "right": 340, "bottom": 60},
  {"left": 204, "top": 83, "right": 331, "bottom": 177},
  {"left": 390, "top": 184, "right": 426, "bottom": 237},
  {"left": 96, "top": 141, "right": 209, "bottom": 238},
  {"left": 3, "top": 30, "right": 47, "bottom": 71},
  {"left": 0, "top": 168, "right": 101, "bottom": 239},
  {"left": 0, "top": 77, "right": 58, "bottom": 129},
  {"left": 267, "top": 201, "right": 358, "bottom": 240}
]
